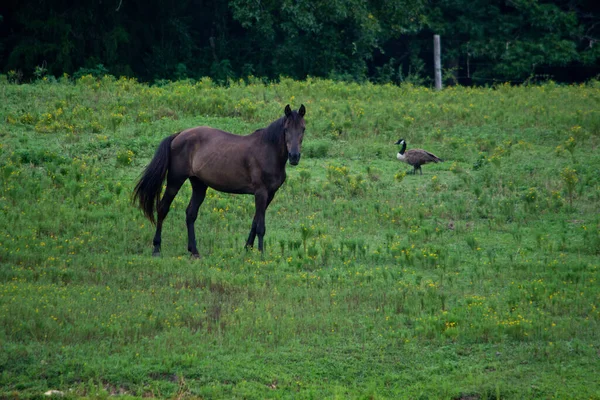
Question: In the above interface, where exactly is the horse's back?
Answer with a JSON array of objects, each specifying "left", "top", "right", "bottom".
[
  {"left": 172, "top": 126, "right": 252, "bottom": 158},
  {"left": 173, "top": 126, "right": 243, "bottom": 147},
  {"left": 170, "top": 126, "right": 262, "bottom": 193}
]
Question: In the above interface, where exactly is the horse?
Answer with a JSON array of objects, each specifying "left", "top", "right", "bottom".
[{"left": 133, "top": 104, "right": 306, "bottom": 257}]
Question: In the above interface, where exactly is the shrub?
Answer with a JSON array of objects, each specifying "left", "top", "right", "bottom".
[
  {"left": 116, "top": 149, "right": 134, "bottom": 166},
  {"left": 303, "top": 139, "right": 331, "bottom": 159}
]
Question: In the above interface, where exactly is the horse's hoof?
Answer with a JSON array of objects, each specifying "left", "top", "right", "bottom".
[
  {"left": 190, "top": 253, "right": 200, "bottom": 259},
  {"left": 152, "top": 251, "right": 161, "bottom": 257}
]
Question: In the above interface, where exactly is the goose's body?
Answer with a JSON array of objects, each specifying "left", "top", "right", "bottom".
[{"left": 395, "top": 139, "right": 443, "bottom": 175}]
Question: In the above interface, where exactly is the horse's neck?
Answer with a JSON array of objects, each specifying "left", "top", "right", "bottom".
[
  {"left": 273, "top": 132, "right": 288, "bottom": 165},
  {"left": 260, "top": 124, "right": 288, "bottom": 164}
]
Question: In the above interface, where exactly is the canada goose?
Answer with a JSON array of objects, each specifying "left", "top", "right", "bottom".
[{"left": 395, "top": 138, "right": 443, "bottom": 175}]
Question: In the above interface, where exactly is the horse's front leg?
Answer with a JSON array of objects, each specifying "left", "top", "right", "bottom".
[{"left": 245, "top": 191, "right": 273, "bottom": 252}]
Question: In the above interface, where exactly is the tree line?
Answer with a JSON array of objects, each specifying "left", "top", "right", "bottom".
[{"left": 1, "top": 0, "right": 598, "bottom": 84}]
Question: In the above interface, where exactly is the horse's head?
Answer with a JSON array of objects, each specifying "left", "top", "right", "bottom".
[{"left": 283, "top": 104, "right": 306, "bottom": 166}]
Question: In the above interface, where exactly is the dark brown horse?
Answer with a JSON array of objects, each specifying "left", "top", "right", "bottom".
[{"left": 133, "top": 104, "right": 306, "bottom": 257}]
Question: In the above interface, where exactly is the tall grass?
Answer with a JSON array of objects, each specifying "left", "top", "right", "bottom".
[{"left": 1, "top": 76, "right": 599, "bottom": 398}]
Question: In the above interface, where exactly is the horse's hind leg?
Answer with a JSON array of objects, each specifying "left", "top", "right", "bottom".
[
  {"left": 152, "top": 173, "right": 185, "bottom": 256},
  {"left": 186, "top": 177, "right": 208, "bottom": 258}
]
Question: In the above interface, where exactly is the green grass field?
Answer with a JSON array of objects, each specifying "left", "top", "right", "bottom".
[{"left": 1, "top": 76, "right": 599, "bottom": 399}]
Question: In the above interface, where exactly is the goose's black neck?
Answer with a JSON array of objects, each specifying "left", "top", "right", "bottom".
[{"left": 399, "top": 141, "right": 407, "bottom": 155}]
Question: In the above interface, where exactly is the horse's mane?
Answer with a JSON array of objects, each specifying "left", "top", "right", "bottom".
[
  {"left": 261, "top": 110, "right": 304, "bottom": 144},
  {"left": 260, "top": 116, "right": 286, "bottom": 145}
]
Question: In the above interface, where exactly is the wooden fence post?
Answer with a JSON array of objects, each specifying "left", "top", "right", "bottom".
[{"left": 434, "top": 35, "right": 442, "bottom": 90}]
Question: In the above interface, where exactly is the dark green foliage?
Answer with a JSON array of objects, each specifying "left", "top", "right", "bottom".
[
  {"left": 426, "top": 0, "right": 600, "bottom": 83},
  {"left": 1, "top": 0, "right": 598, "bottom": 83}
]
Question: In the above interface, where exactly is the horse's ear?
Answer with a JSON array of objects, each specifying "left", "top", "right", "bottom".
[
  {"left": 284, "top": 104, "right": 292, "bottom": 117},
  {"left": 298, "top": 104, "right": 306, "bottom": 117}
]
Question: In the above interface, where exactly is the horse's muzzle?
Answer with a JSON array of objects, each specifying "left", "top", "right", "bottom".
[{"left": 288, "top": 153, "right": 301, "bottom": 165}]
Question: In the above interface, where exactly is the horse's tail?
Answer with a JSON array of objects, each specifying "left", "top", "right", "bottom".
[{"left": 132, "top": 134, "right": 178, "bottom": 225}]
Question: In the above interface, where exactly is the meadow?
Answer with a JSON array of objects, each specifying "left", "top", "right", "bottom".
[{"left": 0, "top": 75, "right": 599, "bottom": 399}]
